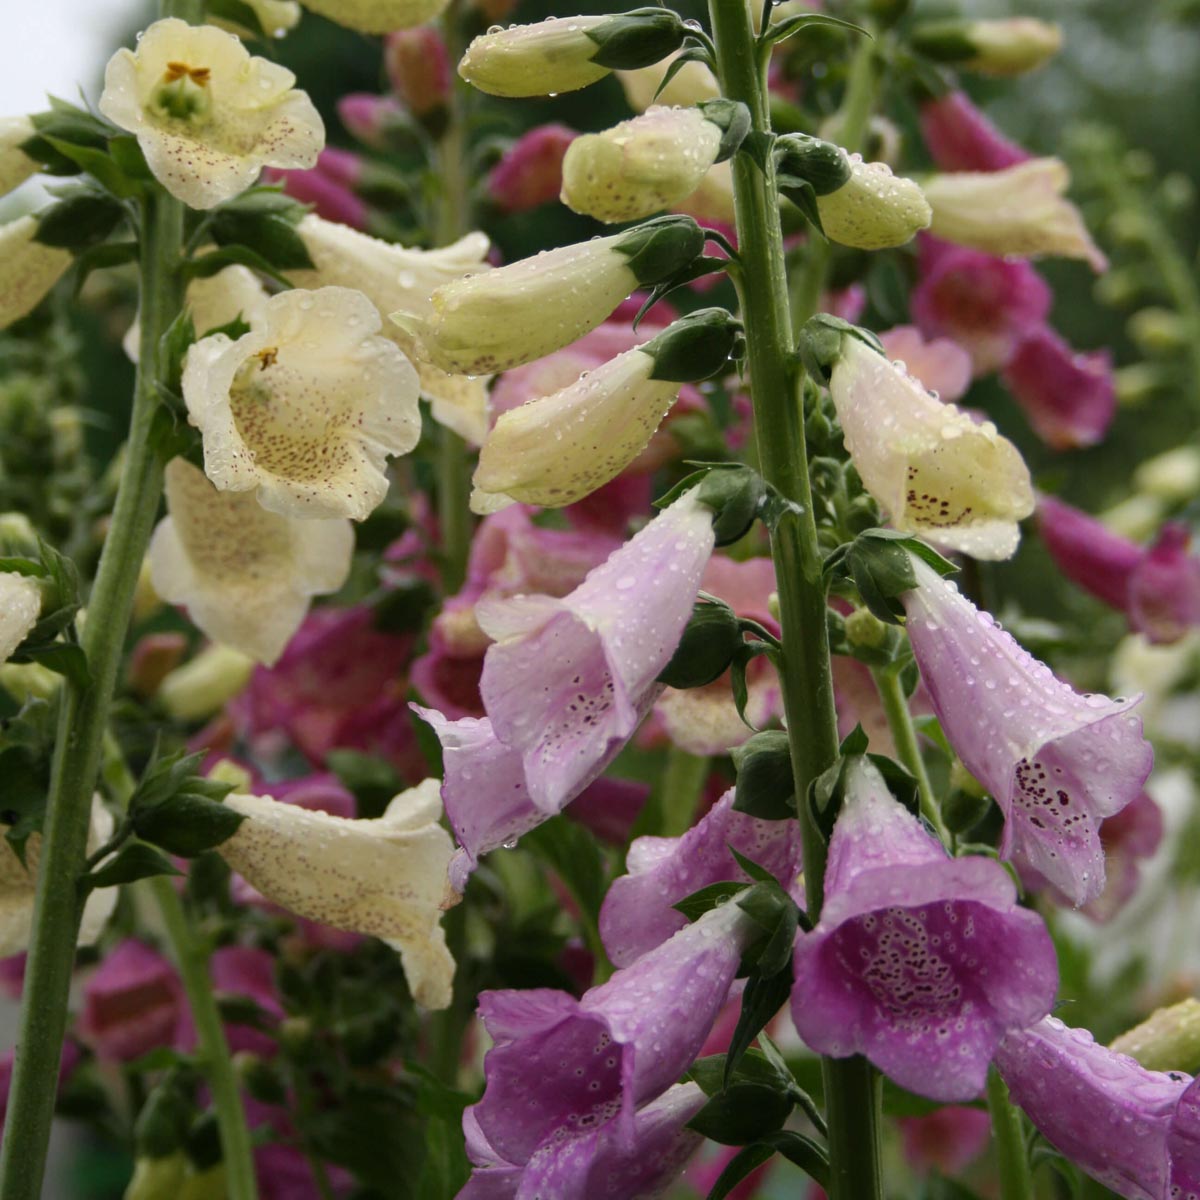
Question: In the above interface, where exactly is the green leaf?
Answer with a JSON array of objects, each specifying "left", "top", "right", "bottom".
[
  {"left": 206, "top": 0, "right": 272, "bottom": 37},
  {"left": 732, "top": 730, "right": 796, "bottom": 819},
  {"left": 523, "top": 816, "right": 608, "bottom": 926},
  {"left": 85, "top": 843, "right": 182, "bottom": 891},
  {"left": 210, "top": 197, "right": 314, "bottom": 272},
  {"left": 761, "top": 11, "right": 868, "bottom": 49},
  {"left": 36, "top": 188, "right": 127, "bottom": 251},
  {"left": 723, "top": 969, "right": 793, "bottom": 1088},
  {"left": 16, "top": 641, "right": 89, "bottom": 688},
  {"left": 760, "top": 1130, "right": 830, "bottom": 1188},
  {"left": 704, "top": 1142, "right": 776, "bottom": 1200},
  {"left": 40, "top": 135, "right": 140, "bottom": 199},
  {"left": 71, "top": 240, "right": 139, "bottom": 293},
  {"left": 688, "top": 1078, "right": 793, "bottom": 1145},
  {"left": 133, "top": 792, "right": 245, "bottom": 857},
  {"left": 673, "top": 880, "right": 748, "bottom": 921},
  {"left": 187, "top": 245, "right": 294, "bottom": 288}
]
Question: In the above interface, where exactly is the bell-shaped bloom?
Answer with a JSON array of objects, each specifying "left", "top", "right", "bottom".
[
  {"left": 159, "top": 644, "right": 255, "bottom": 722},
  {"left": 919, "top": 91, "right": 1031, "bottom": 174},
  {"left": 816, "top": 155, "right": 932, "bottom": 251},
  {"left": 561, "top": 106, "right": 723, "bottom": 224},
  {"left": 461, "top": 1081, "right": 706, "bottom": 1200},
  {"left": 98, "top": 19, "right": 323, "bottom": 210},
  {"left": 468, "top": 900, "right": 753, "bottom": 1165},
  {"left": 601, "top": 786, "right": 803, "bottom": 967},
  {"left": 911, "top": 237, "right": 1051, "bottom": 375},
  {"left": 488, "top": 123, "right": 576, "bottom": 214},
  {"left": 954, "top": 18, "right": 1063, "bottom": 77},
  {"left": 298, "top": 0, "right": 448, "bottom": 33},
  {"left": 384, "top": 26, "right": 451, "bottom": 116},
  {"left": 392, "top": 217, "right": 704, "bottom": 376},
  {"left": 1001, "top": 326, "right": 1116, "bottom": 449},
  {"left": 148, "top": 459, "right": 354, "bottom": 666},
  {"left": 417, "top": 489, "right": 717, "bottom": 886},
  {"left": 617, "top": 52, "right": 720, "bottom": 112},
  {"left": 790, "top": 757, "right": 1057, "bottom": 1102},
  {"left": 877, "top": 325, "right": 972, "bottom": 403},
  {"left": 828, "top": 333, "right": 1034, "bottom": 560},
  {"left": 290, "top": 215, "right": 490, "bottom": 442},
  {"left": 0, "top": 216, "right": 71, "bottom": 331},
  {"left": 0, "top": 116, "right": 38, "bottom": 199},
  {"left": 0, "top": 797, "right": 117, "bottom": 956},
  {"left": 901, "top": 556, "right": 1154, "bottom": 905},
  {"left": 996, "top": 1016, "right": 1200, "bottom": 1199},
  {"left": 0, "top": 572, "right": 40, "bottom": 664},
  {"left": 182, "top": 286, "right": 421, "bottom": 520},
  {"left": 923, "top": 159, "right": 1107, "bottom": 272},
  {"left": 218, "top": 778, "right": 456, "bottom": 1008}
]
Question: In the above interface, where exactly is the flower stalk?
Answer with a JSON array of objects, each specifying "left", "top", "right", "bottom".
[
  {"left": 986, "top": 1067, "right": 1036, "bottom": 1200},
  {"left": 705, "top": 3, "right": 883, "bottom": 1196}
]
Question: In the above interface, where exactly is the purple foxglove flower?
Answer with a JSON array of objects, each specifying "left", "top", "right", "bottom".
[
  {"left": 1077, "top": 790, "right": 1163, "bottom": 923},
  {"left": 1039, "top": 494, "right": 1142, "bottom": 612},
  {"left": 790, "top": 757, "right": 1057, "bottom": 1101},
  {"left": 1128, "top": 524, "right": 1200, "bottom": 645},
  {"left": 263, "top": 165, "right": 369, "bottom": 231},
  {"left": 468, "top": 900, "right": 752, "bottom": 1164},
  {"left": 996, "top": 1016, "right": 1200, "bottom": 1199},
  {"left": 460, "top": 1082, "right": 705, "bottom": 1200},
  {"left": 902, "top": 557, "right": 1154, "bottom": 904},
  {"left": 487, "top": 123, "right": 576, "bottom": 214},
  {"left": 600, "top": 786, "right": 803, "bottom": 967},
  {"left": 336, "top": 93, "right": 407, "bottom": 152},
  {"left": 1001, "top": 326, "right": 1116, "bottom": 449},
  {"left": 919, "top": 91, "right": 1032, "bottom": 173}
]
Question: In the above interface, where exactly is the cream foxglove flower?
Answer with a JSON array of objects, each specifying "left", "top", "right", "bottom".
[
  {"left": 289, "top": 215, "right": 492, "bottom": 443},
  {"left": 297, "top": 0, "right": 449, "bottom": 34},
  {"left": 218, "top": 779, "right": 457, "bottom": 1008},
  {"left": 0, "top": 797, "right": 117, "bottom": 956},
  {"left": 210, "top": 0, "right": 301, "bottom": 37},
  {"left": 148, "top": 458, "right": 354, "bottom": 665},
  {"left": 673, "top": 159, "right": 736, "bottom": 225},
  {"left": 459, "top": 15, "right": 613, "bottom": 98},
  {"left": 561, "top": 106, "right": 724, "bottom": 224},
  {"left": 0, "top": 573, "right": 41, "bottom": 664},
  {"left": 0, "top": 116, "right": 38, "bottom": 199},
  {"left": 816, "top": 154, "right": 931, "bottom": 250},
  {"left": 616, "top": 52, "right": 719, "bottom": 112},
  {"left": 183, "top": 286, "right": 421, "bottom": 520},
  {"left": 98, "top": 18, "right": 323, "bottom": 210},
  {"left": 0, "top": 216, "right": 71, "bottom": 331},
  {"left": 914, "top": 18, "right": 1062, "bottom": 77},
  {"left": 923, "top": 159, "right": 1106, "bottom": 272},
  {"left": 159, "top": 644, "right": 256, "bottom": 721},
  {"left": 829, "top": 332, "right": 1034, "bottom": 560}
]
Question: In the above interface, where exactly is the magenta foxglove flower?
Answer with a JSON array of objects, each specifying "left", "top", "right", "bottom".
[
  {"left": 790, "top": 757, "right": 1056, "bottom": 1101},
  {"left": 600, "top": 787, "right": 803, "bottom": 967},
  {"left": 902, "top": 557, "right": 1154, "bottom": 904},
  {"left": 460, "top": 1082, "right": 705, "bottom": 1200},
  {"left": 996, "top": 1016, "right": 1200, "bottom": 1199},
  {"left": 336, "top": 93, "right": 406, "bottom": 152},
  {"left": 919, "top": 91, "right": 1032, "bottom": 173},
  {"left": 211, "top": 945, "right": 285, "bottom": 1057},
  {"left": 468, "top": 900, "right": 752, "bottom": 1165},
  {"left": 1001, "top": 326, "right": 1116, "bottom": 449},
  {"left": 1129, "top": 525, "right": 1200, "bottom": 645},
  {"left": 488, "top": 123, "right": 577, "bottom": 214},
  {"left": 263, "top": 164, "right": 369, "bottom": 230}
]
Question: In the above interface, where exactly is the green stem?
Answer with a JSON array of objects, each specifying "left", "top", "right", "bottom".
[
  {"left": 705, "top": 6, "right": 883, "bottom": 1199},
  {"left": 871, "top": 663, "right": 950, "bottom": 844},
  {"left": 150, "top": 879, "right": 258, "bottom": 1200},
  {"left": 658, "top": 745, "right": 708, "bottom": 837},
  {"left": 987, "top": 1067, "right": 1035, "bottom": 1200},
  {"left": 0, "top": 185, "right": 184, "bottom": 1200}
]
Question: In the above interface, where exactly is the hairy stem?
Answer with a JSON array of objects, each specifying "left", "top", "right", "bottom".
[{"left": 987, "top": 1067, "right": 1036, "bottom": 1200}]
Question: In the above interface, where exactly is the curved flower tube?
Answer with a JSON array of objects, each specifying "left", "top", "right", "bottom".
[
  {"left": 0, "top": 216, "right": 72, "bottom": 331},
  {"left": 0, "top": 116, "right": 38, "bottom": 200}
]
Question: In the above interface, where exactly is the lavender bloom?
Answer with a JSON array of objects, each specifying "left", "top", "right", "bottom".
[
  {"left": 902, "top": 557, "right": 1153, "bottom": 904},
  {"left": 996, "top": 1016, "right": 1200, "bottom": 1199},
  {"left": 600, "top": 787, "right": 803, "bottom": 967},
  {"left": 790, "top": 757, "right": 1056, "bottom": 1101}
]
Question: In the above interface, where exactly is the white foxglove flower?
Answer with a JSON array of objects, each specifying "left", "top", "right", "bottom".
[
  {"left": 219, "top": 779, "right": 456, "bottom": 1008},
  {"left": 297, "top": 0, "right": 449, "bottom": 34},
  {"left": 0, "top": 116, "right": 38, "bottom": 199},
  {"left": 0, "top": 216, "right": 71, "bottom": 331},
  {"left": 816, "top": 155, "right": 931, "bottom": 250},
  {"left": 183, "top": 286, "right": 421, "bottom": 520},
  {"left": 99, "top": 18, "right": 323, "bottom": 210},
  {"left": 0, "top": 573, "right": 41, "bottom": 664},
  {"left": 148, "top": 458, "right": 354, "bottom": 665}
]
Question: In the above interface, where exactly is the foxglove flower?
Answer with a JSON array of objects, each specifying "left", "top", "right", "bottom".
[
  {"left": 0, "top": 572, "right": 41, "bottom": 663},
  {"left": 902, "top": 556, "right": 1154, "bottom": 904},
  {"left": 996, "top": 1016, "right": 1200, "bottom": 1199},
  {"left": 918, "top": 18, "right": 1063, "bottom": 77},
  {"left": 1079, "top": 790, "right": 1164, "bottom": 923},
  {"left": 0, "top": 216, "right": 71, "bottom": 330},
  {"left": 298, "top": 0, "right": 448, "bottom": 33},
  {"left": 617, "top": 52, "right": 719, "bottom": 112},
  {"left": 877, "top": 326, "right": 972, "bottom": 403},
  {"left": 561, "top": 106, "right": 723, "bottom": 224},
  {"left": 392, "top": 216, "right": 704, "bottom": 376},
  {"left": 1002, "top": 326, "right": 1116, "bottom": 449},
  {"left": 0, "top": 116, "right": 38, "bottom": 199},
  {"left": 218, "top": 778, "right": 456, "bottom": 1008},
  {"left": 468, "top": 900, "right": 753, "bottom": 1164},
  {"left": 923, "top": 159, "right": 1107, "bottom": 272},
  {"left": 601, "top": 786, "right": 803, "bottom": 967},
  {"left": 488, "top": 123, "right": 576, "bottom": 214},
  {"left": 98, "top": 19, "right": 323, "bottom": 210},
  {"left": 266, "top": 161, "right": 370, "bottom": 231},
  {"left": 148, "top": 459, "right": 354, "bottom": 666},
  {"left": 827, "top": 331, "right": 1034, "bottom": 560},
  {"left": 384, "top": 27, "right": 451, "bottom": 117},
  {"left": 461, "top": 1082, "right": 706, "bottom": 1200},
  {"left": 337, "top": 94, "right": 407, "bottom": 153},
  {"left": 815, "top": 154, "right": 932, "bottom": 251},
  {"left": 417, "top": 489, "right": 717, "bottom": 886},
  {"left": 159, "top": 644, "right": 255, "bottom": 721},
  {"left": 790, "top": 757, "right": 1057, "bottom": 1102},
  {"left": 182, "top": 286, "right": 421, "bottom": 519},
  {"left": 919, "top": 91, "right": 1031, "bottom": 173}
]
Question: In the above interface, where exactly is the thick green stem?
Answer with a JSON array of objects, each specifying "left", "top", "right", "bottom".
[
  {"left": 705, "top": 6, "right": 883, "bottom": 1198},
  {"left": 987, "top": 1067, "right": 1036, "bottom": 1200},
  {"left": 658, "top": 745, "right": 708, "bottom": 837},
  {"left": 150, "top": 879, "right": 258, "bottom": 1200},
  {"left": 871, "top": 663, "right": 950, "bottom": 844}
]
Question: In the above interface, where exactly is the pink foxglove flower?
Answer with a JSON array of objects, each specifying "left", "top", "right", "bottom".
[
  {"left": 488, "top": 123, "right": 576, "bottom": 214},
  {"left": 265, "top": 163, "right": 370, "bottom": 230},
  {"left": 384, "top": 26, "right": 451, "bottom": 116},
  {"left": 919, "top": 91, "right": 1031, "bottom": 173},
  {"left": 996, "top": 1016, "right": 1200, "bottom": 1199},
  {"left": 878, "top": 325, "right": 972, "bottom": 403},
  {"left": 902, "top": 556, "right": 1154, "bottom": 905},
  {"left": 337, "top": 94, "right": 406, "bottom": 153},
  {"left": 790, "top": 757, "right": 1056, "bottom": 1102},
  {"left": 210, "top": 945, "right": 285, "bottom": 1057}
]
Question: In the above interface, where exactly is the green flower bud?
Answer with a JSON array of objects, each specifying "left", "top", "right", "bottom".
[{"left": 1111, "top": 999, "right": 1200, "bottom": 1074}]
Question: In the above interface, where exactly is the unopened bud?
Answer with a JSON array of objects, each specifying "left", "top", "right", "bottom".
[
  {"left": 207, "top": 758, "right": 254, "bottom": 793},
  {"left": 1111, "top": 999, "right": 1200, "bottom": 1074},
  {"left": 337, "top": 94, "right": 412, "bottom": 152},
  {"left": 488, "top": 124, "right": 575, "bottom": 213},
  {"left": 0, "top": 662, "right": 60, "bottom": 702},
  {"left": 814, "top": 153, "right": 931, "bottom": 250},
  {"left": 844, "top": 606, "right": 889, "bottom": 651},
  {"left": 124, "top": 1154, "right": 187, "bottom": 1200},
  {"left": 1134, "top": 447, "right": 1200, "bottom": 503},
  {"left": 384, "top": 27, "right": 451, "bottom": 120},
  {"left": 1114, "top": 363, "right": 1168, "bottom": 408},
  {"left": 0, "top": 512, "right": 37, "bottom": 555},
  {"left": 1128, "top": 307, "right": 1189, "bottom": 355},
  {"left": 913, "top": 18, "right": 1062, "bottom": 77},
  {"left": 127, "top": 632, "right": 189, "bottom": 698},
  {"left": 159, "top": 644, "right": 255, "bottom": 722},
  {"left": 641, "top": 308, "right": 743, "bottom": 382},
  {"left": 1100, "top": 495, "right": 1164, "bottom": 543}
]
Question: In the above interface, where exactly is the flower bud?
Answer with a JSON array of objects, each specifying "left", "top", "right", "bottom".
[
  {"left": 561, "top": 106, "right": 724, "bottom": 224},
  {"left": 127, "top": 632, "right": 189, "bottom": 698},
  {"left": 844, "top": 605, "right": 890, "bottom": 651},
  {"left": 0, "top": 512, "right": 38, "bottom": 555},
  {"left": 0, "top": 662, "right": 60, "bottom": 703},
  {"left": 297, "top": 0, "right": 450, "bottom": 34},
  {"left": 1110, "top": 999, "right": 1200, "bottom": 1074},
  {"left": 208, "top": 0, "right": 301, "bottom": 39},
  {"left": 0, "top": 216, "right": 71, "bottom": 330},
  {"left": 488, "top": 123, "right": 575, "bottom": 213},
  {"left": 337, "top": 93, "right": 410, "bottom": 152},
  {"left": 0, "top": 116, "right": 38, "bottom": 201},
  {"left": 1128, "top": 307, "right": 1190, "bottom": 355},
  {"left": 616, "top": 51, "right": 720, "bottom": 112},
  {"left": 814, "top": 153, "right": 931, "bottom": 250},
  {"left": 159, "top": 644, "right": 255, "bottom": 721},
  {"left": 384, "top": 26, "right": 451, "bottom": 118},
  {"left": 912, "top": 18, "right": 1062, "bottom": 77},
  {"left": 459, "top": 9, "right": 688, "bottom": 99},
  {"left": 1135, "top": 447, "right": 1200, "bottom": 503}
]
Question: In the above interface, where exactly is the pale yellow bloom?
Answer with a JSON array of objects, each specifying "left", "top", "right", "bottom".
[
  {"left": 0, "top": 216, "right": 71, "bottom": 331},
  {"left": 0, "top": 572, "right": 41, "bottom": 663},
  {"left": 148, "top": 458, "right": 354, "bottom": 665},
  {"left": 561, "top": 106, "right": 722, "bottom": 224},
  {"left": 616, "top": 52, "right": 719, "bottom": 112},
  {"left": 210, "top": 0, "right": 301, "bottom": 37},
  {"left": 99, "top": 18, "right": 323, "bottom": 210},
  {"left": 459, "top": 15, "right": 610, "bottom": 98},
  {"left": 159, "top": 643, "right": 256, "bottom": 721},
  {"left": 673, "top": 159, "right": 737, "bottom": 225},
  {"left": 297, "top": 0, "right": 449, "bottom": 34},
  {"left": 183, "top": 286, "right": 421, "bottom": 520},
  {"left": 816, "top": 154, "right": 931, "bottom": 250},
  {"left": 290, "top": 215, "right": 491, "bottom": 443},
  {"left": 219, "top": 779, "right": 457, "bottom": 1008},
  {"left": 923, "top": 159, "right": 1106, "bottom": 272},
  {"left": 961, "top": 18, "right": 1062, "bottom": 76},
  {"left": 830, "top": 335, "right": 1034, "bottom": 561},
  {"left": 1135, "top": 446, "right": 1200, "bottom": 504},
  {"left": 0, "top": 116, "right": 38, "bottom": 199}
]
